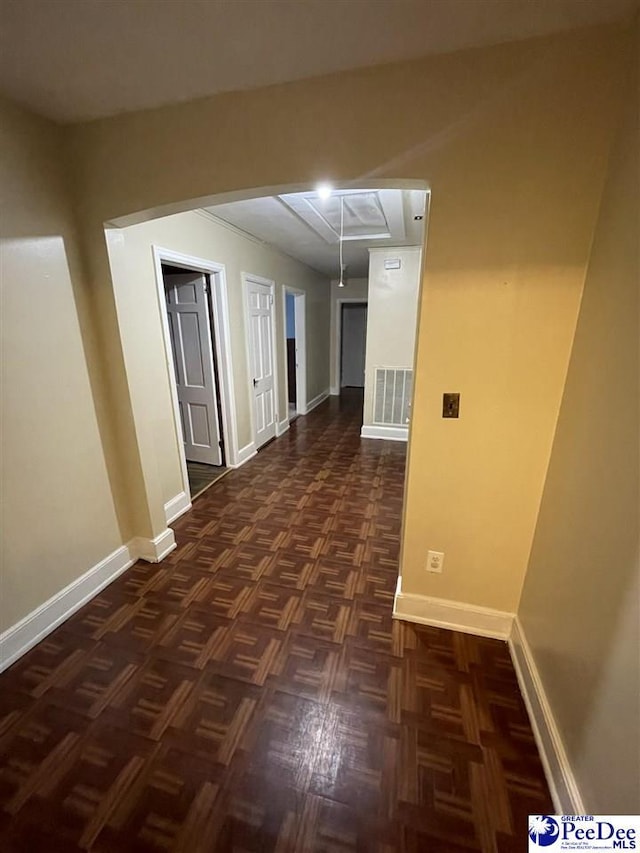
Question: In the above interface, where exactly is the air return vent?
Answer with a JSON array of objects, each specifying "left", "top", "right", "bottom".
[{"left": 373, "top": 368, "right": 413, "bottom": 427}]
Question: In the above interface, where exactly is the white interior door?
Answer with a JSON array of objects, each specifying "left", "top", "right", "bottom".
[
  {"left": 165, "top": 272, "right": 222, "bottom": 466},
  {"left": 247, "top": 279, "right": 276, "bottom": 448}
]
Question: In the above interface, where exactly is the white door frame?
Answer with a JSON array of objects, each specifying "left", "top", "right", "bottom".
[
  {"left": 242, "top": 272, "right": 279, "bottom": 448},
  {"left": 335, "top": 297, "right": 368, "bottom": 391},
  {"left": 152, "top": 246, "right": 239, "bottom": 506},
  {"left": 282, "top": 287, "right": 307, "bottom": 420}
]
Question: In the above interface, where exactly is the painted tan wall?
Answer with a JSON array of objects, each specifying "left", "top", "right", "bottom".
[
  {"left": 363, "top": 248, "right": 422, "bottom": 428},
  {"left": 67, "top": 24, "right": 630, "bottom": 606},
  {"left": 108, "top": 211, "right": 330, "bottom": 505},
  {"left": 0, "top": 99, "right": 121, "bottom": 632},
  {"left": 330, "top": 277, "right": 369, "bottom": 394},
  {"left": 518, "top": 31, "right": 639, "bottom": 811}
]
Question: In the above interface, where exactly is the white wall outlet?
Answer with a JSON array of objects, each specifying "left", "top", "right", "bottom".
[{"left": 426, "top": 550, "right": 444, "bottom": 573}]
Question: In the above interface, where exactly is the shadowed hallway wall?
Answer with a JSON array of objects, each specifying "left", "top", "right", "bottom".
[{"left": 517, "top": 24, "right": 639, "bottom": 812}]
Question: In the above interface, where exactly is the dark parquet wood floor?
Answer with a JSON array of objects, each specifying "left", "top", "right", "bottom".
[
  {"left": 0, "top": 391, "right": 552, "bottom": 852},
  {"left": 187, "top": 461, "right": 229, "bottom": 499}
]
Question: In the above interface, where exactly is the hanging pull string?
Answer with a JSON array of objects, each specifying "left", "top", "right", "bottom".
[{"left": 338, "top": 195, "right": 345, "bottom": 286}]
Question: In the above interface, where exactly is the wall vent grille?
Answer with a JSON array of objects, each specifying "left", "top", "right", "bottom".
[{"left": 373, "top": 368, "right": 412, "bottom": 427}]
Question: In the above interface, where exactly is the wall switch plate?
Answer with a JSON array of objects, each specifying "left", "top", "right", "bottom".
[
  {"left": 426, "top": 550, "right": 444, "bottom": 573},
  {"left": 442, "top": 393, "right": 460, "bottom": 418}
]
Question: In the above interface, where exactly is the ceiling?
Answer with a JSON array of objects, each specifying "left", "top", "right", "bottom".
[
  {"left": 0, "top": 0, "right": 637, "bottom": 124},
  {"left": 206, "top": 188, "right": 427, "bottom": 279}
]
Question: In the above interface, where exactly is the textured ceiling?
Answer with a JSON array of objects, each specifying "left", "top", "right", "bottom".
[
  {"left": 0, "top": 0, "right": 637, "bottom": 123},
  {"left": 206, "top": 188, "right": 427, "bottom": 278}
]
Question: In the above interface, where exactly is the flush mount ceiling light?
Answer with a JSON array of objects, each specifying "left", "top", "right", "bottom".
[
  {"left": 338, "top": 195, "right": 347, "bottom": 287},
  {"left": 316, "top": 182, "right": 333, "bottom": 200}
]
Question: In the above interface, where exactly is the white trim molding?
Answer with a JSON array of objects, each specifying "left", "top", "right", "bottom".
[
  {"left": 230, "top": 441, "right": 257, "bottom": 469},
  {"left": 164, "top": 491, "right": 192, "bottom": 524},
  {"left": 508, "top": 617, "right": 584, "bottom": 814},
  {"left": 0, "top": 528, "right": 186, "bottom": 673},
  {"left": 0, "top": 543, "right": 135, "bottom": 673},
  {"left": 301, "top": 389, "right": 329, "bottom": 416},
  {"left": 131, "top": 528, "right": 176, "bottom": 563},
  {"left": 393, "top": 584, "right": 514, "bottom": 640},
  {"left": 361, "top": 425, "right": 408, "bottom": 442},
  {"left": 276, "top": 417, "right": 290, "bottom": 437}
]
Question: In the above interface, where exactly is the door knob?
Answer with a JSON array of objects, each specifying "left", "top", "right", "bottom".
[{"left": 253, "top": 378, "right": 258, "bottom": 387}]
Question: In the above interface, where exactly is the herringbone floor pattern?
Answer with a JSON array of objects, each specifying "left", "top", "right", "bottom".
[{"left": 0, "top": 391, "right": 552, "bottom": 851}]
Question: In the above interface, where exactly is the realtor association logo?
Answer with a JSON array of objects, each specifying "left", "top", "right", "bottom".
[
  {"left": 529, "top": 816, "right": 560, "bottom": 847},
  {"left": 528, "top": 815, "right": 639, "bottom": 851}
]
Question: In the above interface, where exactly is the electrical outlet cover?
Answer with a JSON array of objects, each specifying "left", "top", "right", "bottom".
[{"left": 427, "top": 550, "right": 444, "bottom": 573}]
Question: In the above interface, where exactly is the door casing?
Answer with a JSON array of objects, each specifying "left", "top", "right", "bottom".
[{"left": 153, "top": 246, "right": 238, "bottom": 506}]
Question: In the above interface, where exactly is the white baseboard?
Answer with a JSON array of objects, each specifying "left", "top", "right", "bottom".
[
  {"left": 0, "top": 543, "right": 134, "bottom": 673},
  {"left": 300, "top": 389, "right": 329, "bottom": 416},
  {"left": 164, "top": 491, "right": 192, "bottom": 524},
  {"left": 0, "top": 526, "right": 183, "bottom": 673},
  {"left": 330, "top": 385, "right": 340, "bottom": 396},
  {"left": 230, "top": 441, "right": 257, "bottom": 469},
  {"left": 393, "top": 583, "right": 514, "bottom": 640},
  {"left": 361, "top": 425, "right": 408, "bottom": 442},
  {"left": 130, "top": 528, "right": 176, "bottom": 563},
  {"left": 276, "top": 417, "right": 290, "bottom": 437},
  {"left": 509, "top": 617, "right": 583, "bottom": 814}
]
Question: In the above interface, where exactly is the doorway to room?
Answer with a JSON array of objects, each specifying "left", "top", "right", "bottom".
[
  {"left": 284, "top": 287, "right": 307, "bottom": 422},
  {"left": 161, "top": 262, "right": 228, "bottom": 499},
  {"left": 340, "top": 301, "right": 367, "bottom": 388}
]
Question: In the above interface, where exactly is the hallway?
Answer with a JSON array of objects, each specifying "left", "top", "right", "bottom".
[{"left": 0, "top": 392, "right": 552, "bottom": 851}]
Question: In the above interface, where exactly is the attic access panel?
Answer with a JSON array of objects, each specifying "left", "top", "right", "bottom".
[{"left": 279, "top": 189, "right": 406, "bottom": 244}]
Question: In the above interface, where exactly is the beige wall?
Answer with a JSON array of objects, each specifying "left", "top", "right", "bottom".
[
  {"left": 518, "top": 30, "right": 639, "bottom": 812},
  {"left": 67, "top": 23, "right": 631, "bottom": 606},
  {"left": 330, "top": 277, "right": 369, "bottom": 394},
  {"left": 0, "top": 99, "right": 121, "bottom": 632},
  {"left": 109, "top": 211, "right": 331, "bottom": 505},
  {"left": 363, "top": 247, "right": 422, "bottom": 428}
]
